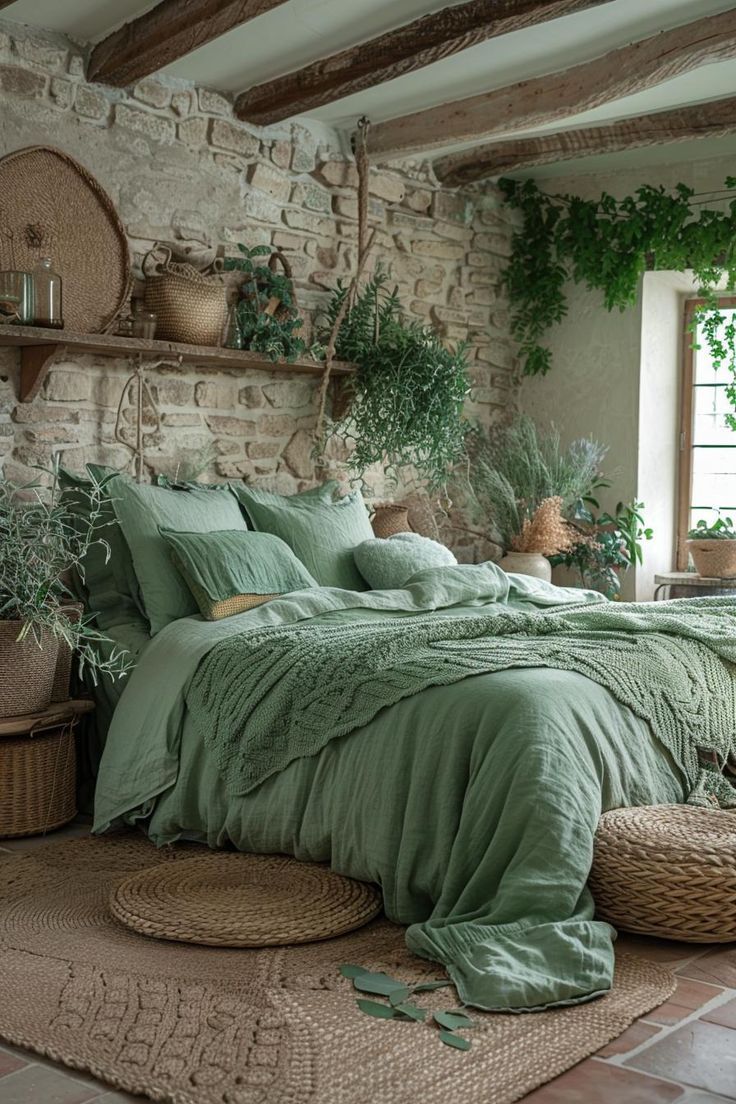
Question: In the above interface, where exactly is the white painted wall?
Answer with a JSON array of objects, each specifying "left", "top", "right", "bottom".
[{"left": 521, "top": 154, "right": 735, "bottom": 600}]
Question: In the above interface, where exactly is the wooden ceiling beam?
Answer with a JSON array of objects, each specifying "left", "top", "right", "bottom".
[
  {"left": 234, "top": 0, "right": 614, "bottom": 126},
  {"left": 368, "top": 7, "right": 736, "bottom": 161},
  {"left": 434, "top": 96, "right": 736, "bottom": 184},
  {"left": 87, "top": 0, "right": 289, "bottom": 88}
]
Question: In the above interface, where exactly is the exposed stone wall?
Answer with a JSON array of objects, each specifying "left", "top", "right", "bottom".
[{"left": 0, "top": 19, "right": 516, "bottom": 557}]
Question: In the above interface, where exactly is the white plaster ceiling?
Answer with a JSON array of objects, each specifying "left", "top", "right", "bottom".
[{"left": 3, "top": 0, "right": 736, "bottom": 177}]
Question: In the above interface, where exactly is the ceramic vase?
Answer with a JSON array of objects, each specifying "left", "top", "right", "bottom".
[{"left": 498, "top": 551, "right": 552, "bottom": 582}]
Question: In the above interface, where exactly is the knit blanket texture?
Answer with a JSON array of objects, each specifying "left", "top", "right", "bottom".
[{"left": 187, "top": 596, "right": 736, "bottom": 808}]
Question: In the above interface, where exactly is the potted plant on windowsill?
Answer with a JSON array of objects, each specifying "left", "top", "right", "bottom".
[
  {"left": 687, "top": 517, "right": 736, "bottom": 578},
  {"left": 0, "top": 465, "right": 131, "bottom": 719}
]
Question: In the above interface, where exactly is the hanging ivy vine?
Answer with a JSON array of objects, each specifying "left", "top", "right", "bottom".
[{"left": 500, "top": 177, "right": 736, "bottom": 419}]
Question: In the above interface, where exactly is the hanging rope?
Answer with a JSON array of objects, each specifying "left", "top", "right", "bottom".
[{"left": 314, "top": 117, "right": 374, "bottom": 451}]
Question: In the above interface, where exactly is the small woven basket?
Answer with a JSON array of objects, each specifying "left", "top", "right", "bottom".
[
  {"left": 687, "top": 539, "right": 736, "bottom": 579},
  {"left": 371, "top": 504, "right": 411, "bottom": 539},
  {"left": 0, "top": 723, "right": 76, "bottom": 837},
  {"left": 0, "top": 622, "right": 59, "bottom": 719},
  {"left": 143, "top": 246, "right": 227, "bottom": 346},
  {"left": 590, "top": 804, "right": 736, "bottom": 942}
]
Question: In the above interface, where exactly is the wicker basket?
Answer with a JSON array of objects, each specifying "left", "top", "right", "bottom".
[
  {"left": 590, "top": 804, "right": 736, "bottom": 942},
  {"left": 143, "top": 246, "right": 227, "bottom": 346},
  {"left": 687, "top": 539, "right": 736, "bottom": 578},
  {"left": 371, "top": 504, "right": 411, "bottom": 539},
  {"left": 0, "top": 622, "right": 59, "bottom": 720},
  {"left": 0, "top": 723, "right": 76, "bottom": 837}
]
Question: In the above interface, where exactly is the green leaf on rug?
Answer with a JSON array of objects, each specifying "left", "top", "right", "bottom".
[
  {"left": 340, "top": 964, "right": 369, "bottom": 979},
  {"left": 393, "top": 1002, "right": 427, "bottom": 1022},
  {"left": 388, "top": 986, "right": 414, "bottom": 1006},
  {"left": 353, "top": 971, "right": 406, "bottom": 997},
  {"left": 434, "top": 1011, "right": 474, "bottom": 1031},
  {"left": 439, "top": 1030, "right": 471, "bottom": 1051},
  {"left": 357, "top": 998, "right": 397, "bottom": 1020}
]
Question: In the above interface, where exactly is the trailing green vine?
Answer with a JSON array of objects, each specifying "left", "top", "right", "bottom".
[{"left": 500, "top": 177, "right": 736, "bottom": 404}]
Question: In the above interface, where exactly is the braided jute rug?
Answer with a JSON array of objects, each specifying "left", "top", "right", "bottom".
[{"left": 0, "top": 835, "right": 675, "bottom": 1104}]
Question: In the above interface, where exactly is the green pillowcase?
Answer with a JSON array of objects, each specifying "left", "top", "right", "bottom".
[
  {"left": 109, "top": 478, "right": 247, "bottom": 634},
  {"left": 231, "top": 481, "right": 373, "bottom": 591},
  {"left": 354, "top": 532, "right": 457, "bottom": 590},
  {"left": 58, "top": 465, "right": 149, "bottom": 634},
  {"left": 161, "top": 529, "right": 318, "bottom": 620}
]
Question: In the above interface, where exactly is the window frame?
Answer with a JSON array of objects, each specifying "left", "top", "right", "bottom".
[{"left": 677, "top": 296, "right": 736, "bottom": 569}]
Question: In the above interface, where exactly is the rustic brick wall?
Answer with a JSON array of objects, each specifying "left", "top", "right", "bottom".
[{"left": 0, "top": 19, "right": 516, "bottom": 558}]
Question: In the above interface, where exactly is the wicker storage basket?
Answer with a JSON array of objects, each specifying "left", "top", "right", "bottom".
[
  {"left": 0, "top": 622, "right": 59, "bottom": 720},
  {"left": 590, "top": 804, "right": 736, "bottom": 942},
  {"left": 0, "top": 723, "right": 76, "bottom": 837},
  {"left": 371, "top": 504, "right": 411, "bottom": 539},
  {"left": 143, "top": 247, "right": 227, "bottom": 346},
  {"left": 687, "top": 539, "right": 736, "bottom": 578}
]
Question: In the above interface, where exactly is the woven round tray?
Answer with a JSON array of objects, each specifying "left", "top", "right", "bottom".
[
  {"left": 0, "top": 145, "right": 130, "bottom": 333},
  {"left": 109, "top": 853, "right": 383, "bottom": 947},
  {"left": 590, "top": 804, "right": 736, "bottom": 942}
]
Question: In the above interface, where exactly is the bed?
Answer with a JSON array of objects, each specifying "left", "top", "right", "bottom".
[{"left": 73, "top": 471, "right": 736, "bottom": 1014}]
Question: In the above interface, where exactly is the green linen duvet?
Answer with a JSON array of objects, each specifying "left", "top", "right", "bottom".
[{"left": 94, "top": 564, "right": 736, "bottom": 1012}]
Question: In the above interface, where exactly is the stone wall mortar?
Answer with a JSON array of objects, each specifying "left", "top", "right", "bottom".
[{"left": 0, "top": 19, "right": 517, "bottom": 557}]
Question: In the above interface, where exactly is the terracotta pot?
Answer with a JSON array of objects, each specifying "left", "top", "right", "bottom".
[
  {"left": 498, "top": 551, "right": 552, "bottom": 582},
  {"left": 687, "top": 539, "right": 736, "bottom": 579},
  {"left": 0, "top": 621, "right": 59, "bottom": 719}
]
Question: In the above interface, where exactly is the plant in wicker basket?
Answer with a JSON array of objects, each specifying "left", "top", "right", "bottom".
[
  {"left": 686, "top": 515, "right": 736, "bottom": 578},
  {"left": 0, "top": 464, "right": 131, "bottom": 718},
  {"left": 224, "top": 243, "right": 315, "bottom": 363}
]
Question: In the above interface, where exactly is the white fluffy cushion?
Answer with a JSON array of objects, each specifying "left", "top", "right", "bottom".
[{"left": 354, "top": 532, "right": 457, "bottom": 590}]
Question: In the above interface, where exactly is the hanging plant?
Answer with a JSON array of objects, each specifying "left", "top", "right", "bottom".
[
  {"left": 500, "top": 177, "right": 736, "bottom": 395},
  {"left": 316, "top": 271, "right": 470, "bottom": 490}
]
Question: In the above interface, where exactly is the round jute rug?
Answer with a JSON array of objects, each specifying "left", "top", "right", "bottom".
[{"left": 0, "top": 835, "right": 675, "bottom": 1104}]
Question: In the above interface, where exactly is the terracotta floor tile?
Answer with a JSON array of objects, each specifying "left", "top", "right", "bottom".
[
  {"left": 518, "top": 1059, "right": 685, "bottom": 1103},
  {"left": 597, "top": 1020, "right": 662, "bottom": 1057},
  {"left": 683, "top": 949, "right": 736, "bottom": 989},
  {"left": 701, "top": 997, "right": 736, "bottom": 1031},
  {"left": 0, "top": 1064, "right": 101, "bottom": 1103},
  {"left": 648, "top": 978, "right": 725, "bottom": 1026},
  {"left": 616, "top": 933, "right": 709, "bottom": 966},
  {"left": 625, "top": 1020, "right": 736, "bottom": 1097},
  {"left": 0, "top": 1045, "right": 28, "bottom": 1077}
]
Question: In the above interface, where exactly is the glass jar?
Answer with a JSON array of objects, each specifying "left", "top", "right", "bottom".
[
  {"left": 0, "top": 271, "right": 34, "bottom": 324},
  {"left": 131, "top": 302, "right": 157, "bottom": 340},
  {"left": 32, "top": 257, "right": 63, "bottom": 328},
  {"left": 223, "top": 304, "right": 244, "bottom": 349}
]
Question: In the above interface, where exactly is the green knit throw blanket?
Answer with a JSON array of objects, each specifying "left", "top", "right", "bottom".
[{"left": 187, "top": 596, "right": 736, "bottom": 808}]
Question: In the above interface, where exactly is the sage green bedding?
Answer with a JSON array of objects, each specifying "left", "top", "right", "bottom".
[{"left": 94, "top": 565, "right": 730, "bottom": 1012}]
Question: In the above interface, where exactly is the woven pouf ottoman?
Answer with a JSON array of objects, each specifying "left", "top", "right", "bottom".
[
  {"left": 110, "top": 852, "right": 382, "bottom": 947},
  {"left": 590, "top": 804, "right": 736, "bottom": 942}
]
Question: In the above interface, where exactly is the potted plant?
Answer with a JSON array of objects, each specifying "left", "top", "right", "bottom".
[
  {"left": 687, "top": 516, "right": 736, "bottom": 578},
  {"left": 551, "top": 501, "right": 653, "bottom": 597},
  {"left": 223, "top": 243, "right": 312, "bottom": 362},
  {"left": 0, "top": 466, "right": 131, "bottom": 719},
  {"left": 316, "top": 272, "right": 470, "bottom": 490},
  {"left": 459, "top": 416, "right": 608, "bottom": 578}
]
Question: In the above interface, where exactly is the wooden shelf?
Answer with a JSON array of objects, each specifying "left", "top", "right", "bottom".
[{"left": 0, "top": 324, "right": 354, "bottom": 402}]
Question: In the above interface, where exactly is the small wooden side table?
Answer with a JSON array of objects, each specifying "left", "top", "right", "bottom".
[
  {"left": 0, "top": 699, "right": 94, "bottom": 839},
  {"left": 653, "top": 572, "right": 736, "bottom": 601}
]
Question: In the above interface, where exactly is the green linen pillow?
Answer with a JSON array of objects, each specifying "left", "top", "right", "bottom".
[
  {"left": 231, "top": 481, "right": 373, "bottom": 591},
  {"left": 161, "top": 529, "right": 318, "bottom": 620},
  {"left": 109, "top": 478, "right": 247, "bottom": 634},
  {"left": 59, "top": 465, "right": 149, "bottom": 634},
  {"left": 354, "top": 532, "right": 457, "bottom": 590}
]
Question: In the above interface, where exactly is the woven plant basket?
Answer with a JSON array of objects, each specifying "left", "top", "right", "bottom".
[
  {"left": 371, "top": 504, "right": 412, "bottom": 539},
  {"left": 0, "top": 622, "right": 59, "bottom": 720},
  {"left": 590, "top": 804, "right": 736, "bottom": 942},
  {"left": 687, "top": 539, "right": 736, "bottom": 578},
  {"left": 0, "top": 724, "right": 76, "bottom": 837},
  {"left": 143, "top": 246, "right": 227, "bottom": 346}
]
